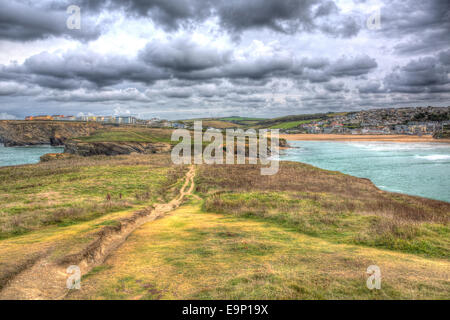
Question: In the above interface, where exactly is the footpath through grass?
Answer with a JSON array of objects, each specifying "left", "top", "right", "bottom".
[
  {"left": 0, "top": 154, "right": 184, "bottom": 239},
  {"left": 0, "top": 154, "right": 187, "bottom": 289},
  {"left": 67, "top": 200, "right": 449, "bottom": 300}
]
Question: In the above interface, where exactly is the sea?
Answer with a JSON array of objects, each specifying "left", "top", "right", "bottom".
[
  {"left": 0, "top": 144, "right": 64, "bottom": 167},
  {"left": 280, "top": 141, "right": 450, "bottom": 203}
]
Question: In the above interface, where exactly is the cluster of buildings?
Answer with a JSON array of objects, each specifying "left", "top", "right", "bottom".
[
  {"left": 24, "top": 115, "right": 185, "bottom": 128},
  {"left": 285, "top": 107, "right": 450, "bottom": 136},
  {"left": 25, "top": 115, "right": 138, "bottom": 124}
]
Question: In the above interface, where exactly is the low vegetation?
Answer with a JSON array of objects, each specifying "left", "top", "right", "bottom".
[
  {"left": 67, "top": 200, "right": 449, "bottom": 300},
  {"left": 0, "top": 154, "right": 185, "bottom": 239},
  {"left": 196, "top": 162, "right": 450, "bottom": 259},
  {"left": 0, "top": 132, "right": 448, "bottom": 299},
  {"left": 0, "top": 153, "right": 188, "bottom": 290},
  {"left": 76, "top": 127, "right": 174, "bottom": 144}
]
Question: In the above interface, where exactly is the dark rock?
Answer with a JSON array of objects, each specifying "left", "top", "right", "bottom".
[
  {"left": 64, "top": 141, "right": 172, "bottom": 156},
  {"left": 0, "top": 121, "right": 102, "bottom": 147}
]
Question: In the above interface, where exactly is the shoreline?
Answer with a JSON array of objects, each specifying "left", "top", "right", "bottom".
[{"left": 280, "top": 134, "right": 450, "bottom": 143}]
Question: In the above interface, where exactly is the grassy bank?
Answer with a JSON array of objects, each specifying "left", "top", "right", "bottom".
[
  {"left": 75, "top": 127, "right": 175, "bottom": 144},
  {"left": 0, "top": 154, "right": 184, "bottom": 239},
  {"left": 0, "top": 151, "right": 448, "bottom": 299},
  {"left": 67, "top": 200, "right": 449, "bottom": 300},
  {"left": 0, "top": 154, "right": 188, "bottom": 289},
  {"left": 197, "top": 162, "right": 449, "bottom": 259}
]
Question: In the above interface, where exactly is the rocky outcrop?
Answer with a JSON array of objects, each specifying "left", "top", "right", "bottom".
[
  {"left": 0, "top": 121, "right": 102, "bottom": 147},
  {"left": 64, "top": 140, "right": 172, "bottom": 156}
]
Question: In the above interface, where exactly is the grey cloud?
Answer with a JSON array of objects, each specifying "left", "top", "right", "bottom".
[
  {"left": 439, "top": 50, "right": 450, "bottom": 65},
  {"left": 381, "top": 0, "right": 450, "bottom": 55},
  {"left": 0, "top": 81, "right": 28, "bottom": 96},
  {"left": 328, "top": 55, "right": 377, "bottom": 77},
  {"left": 69, "top": 0, "right": 361, "bottom": 37},
  {"left": 294, "top": 55, "right": 377, "bottom": 83},
  {"left": 324, "top": 81, "right": 346, "bottom": 92},
  {"left": 1, "top": 50, "right": 169, "bottom": 89},
  {"left": 0, "top": 42, "right": 379, "bottom": 96},
  {"left": 0, "top": 112, "right": 18, "bottom": 120},
  {"left": 215, "top": 0, "right": 361, "bottom": 37},
  {"left": 40, "top": 88, "right": 149, "bottom": 103},
  {"left": 0, "top": 1, "right": 101, "bottom": 41},
  {"left": 140, "top": 37, "right": 231, "bottom": 72},
  {"left": 358, "top": 81, "right": 384, "bottom": 94},
  {"left": 385, "top": 53, "right": 450, "bottom": 93}
]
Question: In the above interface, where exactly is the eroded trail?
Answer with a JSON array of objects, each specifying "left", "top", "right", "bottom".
[{"left": 0, "top": 166, "right": 196, "bottom": 300}]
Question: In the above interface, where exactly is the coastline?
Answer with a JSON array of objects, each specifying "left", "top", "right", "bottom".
[{"left": 280, "top": 133, "right": 450, "bottom": 143}]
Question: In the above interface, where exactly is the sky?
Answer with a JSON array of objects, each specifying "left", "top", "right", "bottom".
[{"left": 0, "top": 0, "right": 449, "bottom": 120}]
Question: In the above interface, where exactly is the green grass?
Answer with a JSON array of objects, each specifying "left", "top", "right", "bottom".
[
  {"left": 1, "top": 152, "right": 449, "bottom": 300},
  {"left": 0, "top": 154, "right": 185, "bottom": 238},
  {"left": 269, "top": 120, "right": 317, "bottom": 129},
  {"left": 76, "top": 128, "right": 174, "bottom": 143},
  {"left": 66, "top": 202, "right": 450, "bottom": 300},
  {"left": 196, "top": 163, "right": 450, "bottom": 259},
  {"left": 203, "top": 191, "right": 449, "bottom": 259}
]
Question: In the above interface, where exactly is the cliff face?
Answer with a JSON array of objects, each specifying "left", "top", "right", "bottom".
[
  {"left": 0, "top": 121, "right": 102, "bottom": 146},
  {"left": 64, "top": 141, "right": 172, "bottom": 156}
]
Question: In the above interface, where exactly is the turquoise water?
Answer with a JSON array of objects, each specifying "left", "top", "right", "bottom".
[
  {"left": 0, "top": 144, "right": 64, "bottom": 167},
  {"left": 280, "top": 141, "right": 450, "bottom": 203}
]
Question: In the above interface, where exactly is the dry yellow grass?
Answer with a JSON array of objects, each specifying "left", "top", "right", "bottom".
[
  {"left": 66, "top": 201, "right": 450, "bottom": 300},
  {"left": 0, "top": 154, "right": 188, "bottom": 289}
]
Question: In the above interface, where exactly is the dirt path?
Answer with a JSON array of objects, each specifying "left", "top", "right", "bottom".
[{"left": 0, "top": 166, "right": 196, "bottom": 300}]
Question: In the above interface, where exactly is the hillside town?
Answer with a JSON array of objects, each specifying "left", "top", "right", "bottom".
[
  {"left": 23, "top": 106, "right": 450, "bottom": 136},
  {"left": 284, "top": 106, "right": 450, "bottom": 136}
]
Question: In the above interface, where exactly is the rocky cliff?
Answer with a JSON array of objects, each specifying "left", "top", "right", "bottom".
[
  {"left": 64, "top": 140, "right": 172, "bottom": 156},
  {"left": 0, "top": 121, "right": 102, "bottom": 146}
]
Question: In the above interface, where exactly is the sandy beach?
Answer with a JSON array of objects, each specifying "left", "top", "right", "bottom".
[{"left": 280, "top": 134, "right": 450, "bottom": 143}]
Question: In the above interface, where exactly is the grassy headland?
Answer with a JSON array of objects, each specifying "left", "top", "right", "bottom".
[
  {"left": 0, "top": 127, "right": 448, "bottom": 299},
  {"left": 66, "top": 161, "right": 448, "bottom": 300},
  {"left": 75, "top": 127, "right": 174, "bottom": 144}
]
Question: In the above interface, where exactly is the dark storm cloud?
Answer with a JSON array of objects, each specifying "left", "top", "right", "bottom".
[
  {"left": 380, "top": 0, "right": 450, "bottom": 54},
  {"left": 357, "top": 81, "right": 385, "bottom": 94},
  {"left": 384, "top": 51, "right": 450, "bottom": 93},
  {"left": 216, "top": 0, "right": 319, "bottom": 34},
  {"left": 0, "top": 1, "right": 101, "bottom": 41},
  {"left": 439, "top": 50, "right": 450, "bottom": 65},
  {"left": 327, "top": 55, "right": 377, "bottom": 77},
  {"left": 0, "top": 41, "right": 379, "bottom": 94},
  {"left": 140, "top": 37, "right": 232, "bottom": 72},
  {"left": 293, "top": 55, "right": 377, "bottom": 82},
  {"left": 64, "top": 0, "right": 361, "bottom": 37},
  {"left": 324, "top": 81, "right": 347, "bottom": 92},
  {"left": 1, "top": 50, "right": 169, "bottom": 89},
  {"left": 140, "top": 37, "right": 294, "bottom": 80},
  {"left": 1, "top": 0, "right": 448, "bottom": 118}
]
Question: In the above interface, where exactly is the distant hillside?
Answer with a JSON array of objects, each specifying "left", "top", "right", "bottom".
[
  {"left": 254, "top": 112, "right": 342, "bottom": 129},
  {"left": 180, "top": 107, "right": 450, "bottom": 134}
]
